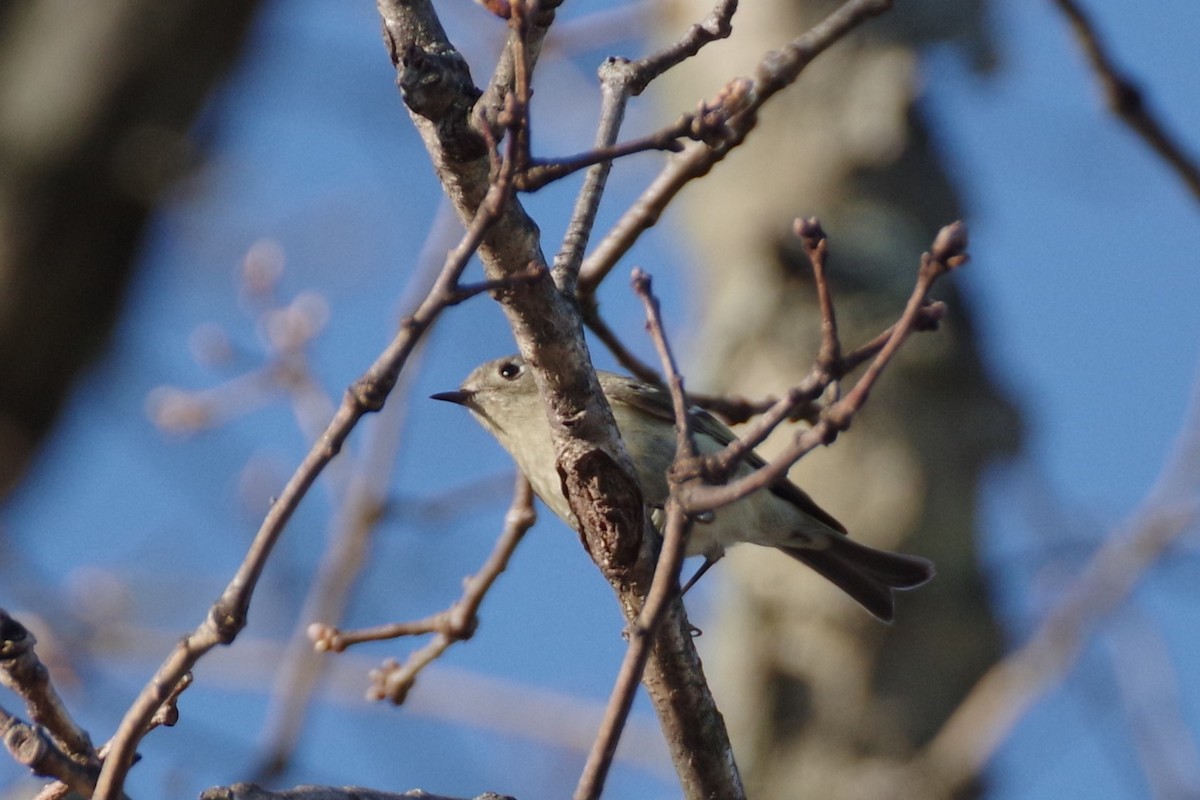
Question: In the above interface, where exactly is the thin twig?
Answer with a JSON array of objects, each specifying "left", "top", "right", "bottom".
[
  {"left": 519, "top": 122, "right": 687, "bottom": 194},
  {"left": 626, "top": 0, "right": 738, "bottom": 93},
  {"left": 551, "top": 0, "right": 740, "bottom": 288},
  {"left": 307, "top": 476, "right": 536, "bottom": 705},
  {"left": 90, "top": 114, "right": 525, "bottom": 800},
  {"left": 908, "top": 357, "right": 1200, "bottom": 796},
  {"left": 23, "top": 674, "right": 191, "bottom": 800},
  {"left": 1051, "top": 0, "right": 1200, "bottom": 202},
  {"left": 577, "top": 0, "right": 894, "bottom": 296},
  {"left": 686, "top": 222, "right": 967, "bottom": 513},
  {"left": 573, "top": 270, "right": 711, "bottom": 800},
  {"left": 0, "top": 611, "right": 96, "bottom": 764},
  {"left": 581, "top": 301, "right": 662, "bottom": 384},
  {"left": 451, "top": 263, "right": 546, "bottom": 303},
  {"left": 839, "top": 302, "right": 946, "bottom": 372},
  {"left": 551, "top": 58, "right": 637, "bottom": 291},
  {"left": 255, "top": 201, "right": 462, "bottom": 777},
  {"left": 795, "top": 218, "right": 841, "bottom": 372}
]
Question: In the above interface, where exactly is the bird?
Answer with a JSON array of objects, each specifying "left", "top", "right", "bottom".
[{"left": 433, "top": 355, "right": 934, "bottom": 621}]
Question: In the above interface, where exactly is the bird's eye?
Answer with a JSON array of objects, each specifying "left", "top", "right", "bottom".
[{"left": 498, "top": 361, "right": 522, "bottom": 380}]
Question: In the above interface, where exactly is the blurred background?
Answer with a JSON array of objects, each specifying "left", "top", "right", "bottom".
[{"left": 1, "top": 1, "right": 1198, "bottom": 798}]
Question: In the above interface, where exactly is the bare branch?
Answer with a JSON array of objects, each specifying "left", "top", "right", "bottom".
[
  {"left": 573, "top": 270, "right": 713, "bottom": 800},
  {"left": 199, "top": 785, "right": 509, "bottom": 800},
  {"left": 91, "top": 108, "right": 524, "bottom": 800},
  {"left": 307, "top": 477, "right": 536, "bottom": 705},
  {"left": 378, "top": 4, "right": 746, "bottom": 795},
  {"left": 626, "top": 0, "right": 738, "bottom": 93},
  {"left": 0, "top": 710, "right": 99, "bottom": 799},
  {"left": 795, "top": 218, "right": 841, "bottom": 372},
  {"left": 0, "top": 611, "right": 96, "bottom": 765},
  {"left": 1051, "top": 0, "right": 1200, "bottom": 202},
  {"left": 910, "top": 361, "right": 1200, "bottom": 795},
  {"left": 577, "top": 0, "right": 894, "bottom": 296},
  {"left": 551, "top": 0, "right": 738, "bottom": 290},
  {"left": 686, "top": 221, "right": 967, "bottom": 513}
]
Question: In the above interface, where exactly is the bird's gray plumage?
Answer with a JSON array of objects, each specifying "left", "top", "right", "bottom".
[{"left": 433, "top": 356, "right": 934, "bottom": 621}]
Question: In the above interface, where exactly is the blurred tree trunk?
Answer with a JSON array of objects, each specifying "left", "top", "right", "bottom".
[
  {"left": 658, "top": 1, "right": 1017, "bottom": 797},
  {"left": 0, "top": 1, "right": 263, "bottom": 495}
]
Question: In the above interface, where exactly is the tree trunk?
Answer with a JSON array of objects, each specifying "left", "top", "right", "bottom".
[{"left": 658, "top": 1, "right": 1016, "bottom": 796}]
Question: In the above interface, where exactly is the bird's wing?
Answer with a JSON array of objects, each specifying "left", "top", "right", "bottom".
[{"left": 603, "top": 374, "right": 848, "bottom": 534}]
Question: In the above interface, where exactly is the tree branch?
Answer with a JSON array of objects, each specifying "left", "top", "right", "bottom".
[
  {"left": 1051, "top": 0, "right": 1200, "bottom": 202},
  {"left": 377, "top": 3, "right": 745, "bottom": 796},
  {"left": 903, "top": 357, "right": 1200, "bottom": 796},
  {"left": 308, "top": 476, "right": 536, "bottom": 705},
  {"left": 90, "top": 102, "right": 524, "bottom": 800},
  {"left": 573, "top": 270, "right": 715, "bottom": 800},
  {"left": 577, "top": 0, "right": 894, "bottom": 296}
]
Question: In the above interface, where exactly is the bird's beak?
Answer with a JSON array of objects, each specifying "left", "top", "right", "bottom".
[{"left": 431, "top": 389, "right": 473, "bottom": 406}]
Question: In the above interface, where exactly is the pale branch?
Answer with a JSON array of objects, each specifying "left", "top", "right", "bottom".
[
  {"left": 686, "top": 221, "right": 968, "bottom": 513},
  {"left": 549, "top": 0, "right": 738, "bottom": 291},
  {"left": 89, "top": 113, "right": 525, "bottom": 800},
  {"left": 625, "top": 0, "right": 738, "bottom": 94},
  {"left": 572, "top": 271, "right": 714, "bottom": 800},
  {"left": 308, "top": 477, "right": 536, "bottom": 705},
  {"left": 378, "top": 3, "right": 745, "bottom": 795},
  {"left": 551, "top": 58, "right": 637, "bottom": 291},
  {"left": 908, "top": 366, "right": 1200, "bottom": 797},
  {"left": 256, "top": 207, "right": 466, "bottom": 779},
  {"left": 29, "top": 675, "right": 191, "bottom": 800},
  {"left": 0, "top": 610, "right": 194, "bottom": 800},
  {"left": 0, "top": 711, "right": 99, "bottom": 799},
  {"left": 911, "top": 499, "right": 1199, "bottom": 796},
  {"left": 1107, "top": 612, "right": 1200, "bottom": 797},
  {"left": 200, "top": 785, "right": 514, "bottom": 800},
  {"left": 1050, "top": 0, "right": 1200, "bottom": 202},
  {"left": 577, "top": 0, "right": 894, "bottom": 296},
  {"left": 0, "top": 611, "right": 96, "bottom": 764}
]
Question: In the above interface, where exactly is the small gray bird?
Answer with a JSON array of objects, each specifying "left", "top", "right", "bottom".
[{"left": 433, "top": 356, "right": 934, "bottom": 621}]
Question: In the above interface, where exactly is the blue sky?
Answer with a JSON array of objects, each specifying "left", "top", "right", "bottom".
[{"left": 2, "top": 1, "right": 1199, "bottom": 798}]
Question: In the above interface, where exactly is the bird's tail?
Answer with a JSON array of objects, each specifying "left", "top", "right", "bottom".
[{"left": 780, "top": 535, "right": 934, "bottom": 623}]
